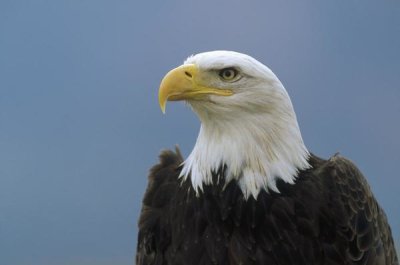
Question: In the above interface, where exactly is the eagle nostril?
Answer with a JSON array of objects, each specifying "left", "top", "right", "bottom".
[{"left": 184, "top": 71, "right": 192, "bottom": 78}]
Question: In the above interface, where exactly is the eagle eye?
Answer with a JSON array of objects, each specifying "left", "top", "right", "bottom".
[{"left": 219, "top": 68, "right": 239, "bottom": 81}]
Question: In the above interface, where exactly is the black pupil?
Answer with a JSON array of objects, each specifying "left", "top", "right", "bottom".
[{"left": 225, "top": 70, "right": 232, "bottom": 78}]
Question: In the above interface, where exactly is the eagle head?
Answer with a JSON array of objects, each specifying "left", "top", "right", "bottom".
[{"left": 159, "top": 51, "right": 310, "bottom": 199}]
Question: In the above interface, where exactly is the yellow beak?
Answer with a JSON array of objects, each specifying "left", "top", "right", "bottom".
[{"left": 158, "top": 64, "right": 233, "bottom": 113}]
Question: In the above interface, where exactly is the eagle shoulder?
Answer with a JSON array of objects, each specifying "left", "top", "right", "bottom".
[{"left": 136, "top": 147, "right": 183, "bottom": 265}]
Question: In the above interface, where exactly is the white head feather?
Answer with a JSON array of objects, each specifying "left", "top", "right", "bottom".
[{"left": 178, "top": 51, "right": 310, "bottom": 199}]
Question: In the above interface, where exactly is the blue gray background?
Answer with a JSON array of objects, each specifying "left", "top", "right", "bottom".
[{"left": 1, "top": 1, "right": 399, "bottom": 264}]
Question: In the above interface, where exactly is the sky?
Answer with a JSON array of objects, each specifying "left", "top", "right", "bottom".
[{"left": 0, "top": 1, "right": 399, "bottom": 264}]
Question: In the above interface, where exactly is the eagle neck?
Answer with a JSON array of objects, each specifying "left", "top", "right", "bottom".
[{"left": 180, "top": 106, "right": 311, "bottom": 199}]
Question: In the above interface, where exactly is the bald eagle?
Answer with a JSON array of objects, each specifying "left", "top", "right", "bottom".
[{"left": 136, "top": 51, "right": 398, "bottom": 265}]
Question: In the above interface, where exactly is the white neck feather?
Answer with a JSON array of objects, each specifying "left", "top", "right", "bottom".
[{"left": 180, "top": 97, "right": 310, "bottom": 199}]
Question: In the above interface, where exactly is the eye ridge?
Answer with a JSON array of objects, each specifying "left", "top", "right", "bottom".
[{"left": 219, "top": 67, "right": 238, "bottom": 81}]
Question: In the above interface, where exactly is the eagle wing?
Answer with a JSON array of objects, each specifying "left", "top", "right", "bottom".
[{"left": 327, "top": 155, "right": 398, "bottom": 265}]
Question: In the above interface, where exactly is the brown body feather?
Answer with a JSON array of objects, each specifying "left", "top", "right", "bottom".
[{"left": 136, "top": 148, "right": 398, "bottom": 265}]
